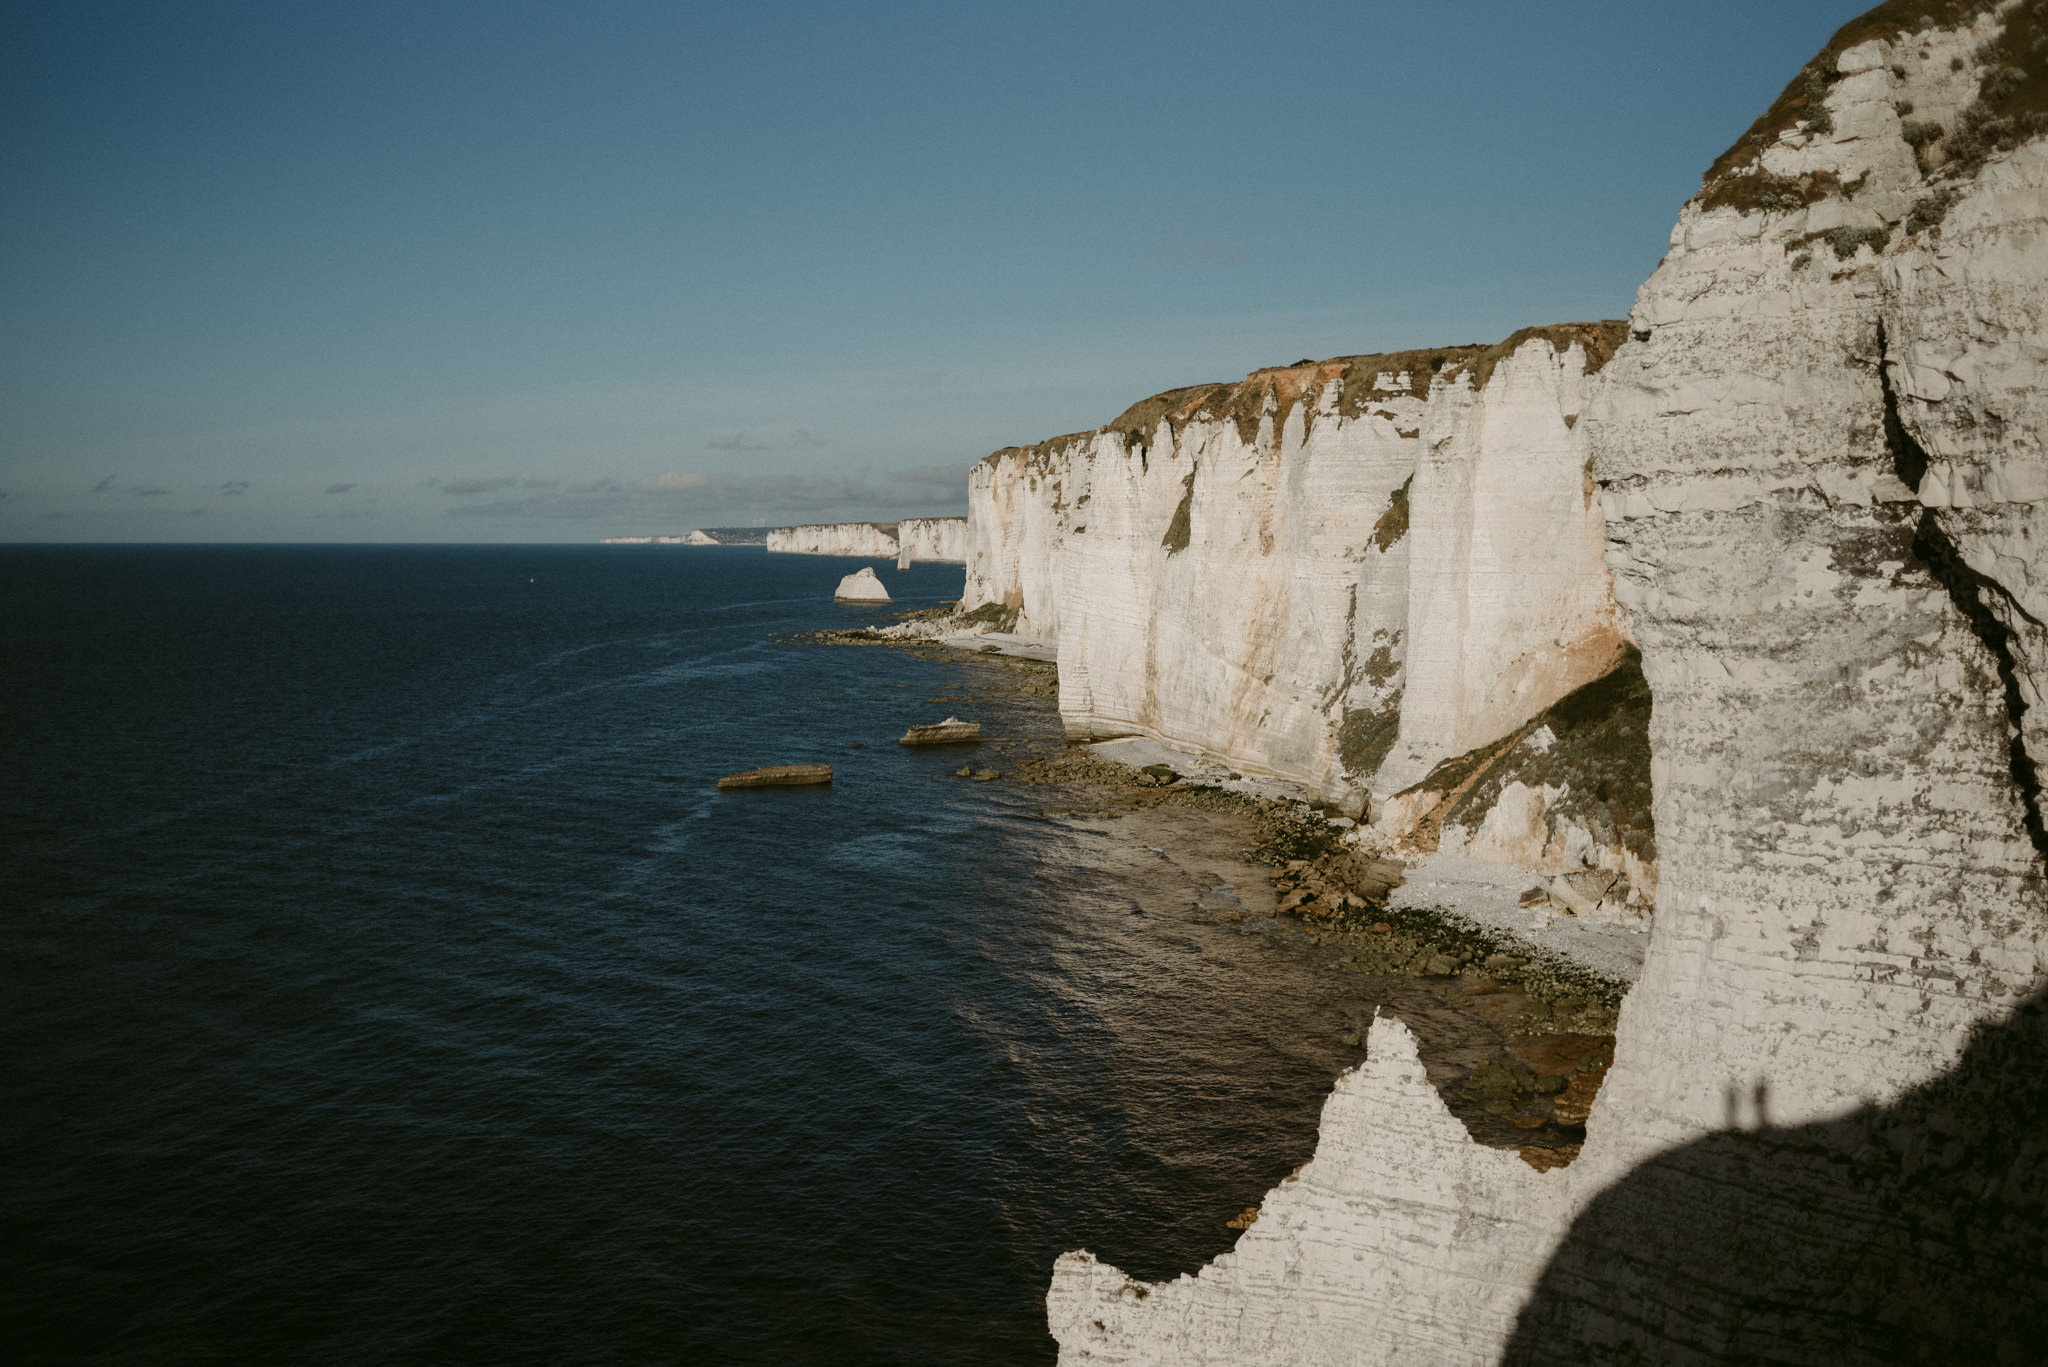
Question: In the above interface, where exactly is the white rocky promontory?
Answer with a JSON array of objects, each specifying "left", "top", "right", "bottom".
[
  {"left": 832, "top": 566, "right": 891, "bottom": 603},
  {"left": 894, "top": 516, "right": 967, "bottom": 569},
  {"left": 1049, "top": 5, "right": 2048, "bottom": 1362},
  {"left": 767, "top": 522, "right": 901, "bottom": 557},
  {"left": 964, "top": 328, "right": 1629, "bottom": 821}
]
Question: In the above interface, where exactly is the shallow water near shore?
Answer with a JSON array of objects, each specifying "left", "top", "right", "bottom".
[
  {"left": 0, "top": 545, "right": 1367, "bottom": 1365},
  {"left": 2, "top": 544, "right": 1576, "bottom": 1364}
]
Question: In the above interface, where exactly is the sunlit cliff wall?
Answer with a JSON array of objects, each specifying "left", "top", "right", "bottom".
[
  {"left": 964, "top": 330, "right": 1630, "bottom": 814},
  {"left": 894, "top": 516, "right": 966, "bottom": 568},
  {"left": 1047, "top": 3, "right": 2048, "bottom": 1361},
  {"left": 764, "top": 522, "right": 900, "bottom": 557}
]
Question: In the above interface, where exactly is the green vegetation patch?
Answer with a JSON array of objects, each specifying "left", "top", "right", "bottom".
[
  {"left": 1940, "top": 3, "right": 2048, "bottom": 177},
  {"left": 1707, "top": 168, "right": 1846, "bottom": 218},
  {"left": 977, "top": 321, "right": 1632, "bottom": 470},
  {"left": 1161, "top": 470, "right": 1197, "bottom": 553},
  {"left": 1371, "top": 476, "right": 1411, "bottom": 553},
  {"left": 1433, "top": 646, "right": 1656, "bottom": 865},
  {"left": 1444, "top": 320, "right": 1632, "bottom": 391},
  {"left": 1702, "top": 1, "right": 1999, "bottom": 191},
  {"left": 1907, "top": 184, "right": 1965, "bottom": 233},
  {"left": 956, "top": 601, "right": 1021, "bottom": 632},
  {"left": 1701, "top": 0, "right": 2048, "bottom": 214},
  {"left": 1105, "top": 383, "right": 1233, "bottom": 450},
  {"left": 1337, "top": 696, "right": 1403, "bottom": 780}
]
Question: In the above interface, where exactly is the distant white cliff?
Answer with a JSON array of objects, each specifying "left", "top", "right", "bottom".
[
  {"left": 766, "top": 522, "right": 901, "bottom": 558},
  {"left": 894, "top": 516, "right": 967, "bottom": 569},
  {"left": 762, "top": 517, "right": 967, "bottom": 566}
]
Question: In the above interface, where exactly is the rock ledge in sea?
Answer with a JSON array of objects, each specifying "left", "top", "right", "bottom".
[
  {"left": 716, "top": 764, "right": 832, "bottom": 789},
  {"left": 833, "top": 567, "right": 891, "bottom": 603},
  {"left": 900, "top": 717, "right": 982, "bottom": 746}
]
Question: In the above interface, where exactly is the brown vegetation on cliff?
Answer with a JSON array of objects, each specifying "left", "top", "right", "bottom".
[{"left": 1700, "top": 0, "right": 2048, "bottom": 215}]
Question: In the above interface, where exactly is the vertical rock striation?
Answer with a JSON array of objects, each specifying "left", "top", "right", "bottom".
[
  {"left": 894, "top": 516, "right": 967, "bottom": 569},
  {"left": 1049, "top": 3, "right": 2048, "bottom": 1361},
  {"left": 963, "top": 331, "right": 1629, "bottom": 813},
  {"left": 765, "top": 522, "right": 901, "bottom": 557}
]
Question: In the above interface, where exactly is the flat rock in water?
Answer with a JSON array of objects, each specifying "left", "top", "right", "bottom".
[
  {"left": 833, "top": 567, "right": 891, "bottom": 602},
  {"left": 900, "top": 716, "right": 982, "bottom": 746},
  {"left": 717, "top": 764, "right": 833, "bottom": 789}
]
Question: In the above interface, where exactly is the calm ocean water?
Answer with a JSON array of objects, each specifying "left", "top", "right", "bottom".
[{"left": 1, "top": 545, "right": 1375, "bottom": 1365}]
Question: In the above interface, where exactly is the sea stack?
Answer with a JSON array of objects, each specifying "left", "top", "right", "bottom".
[{"left": 833, "top": 567, "right": 891, "bottom": 603}]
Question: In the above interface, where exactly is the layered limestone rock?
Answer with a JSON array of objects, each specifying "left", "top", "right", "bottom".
[
  {"left": 1051, "top": 3, "right": 2048, "bottom": 1361},
  {"left": 894, "top": 516, "right": 967, "bottom": 569},
  {"left": 964, "top": 331, "right": 1629, "bottom": 815},
  {"left": 767, "top": 522, "right": 900, "bottom": 557}
]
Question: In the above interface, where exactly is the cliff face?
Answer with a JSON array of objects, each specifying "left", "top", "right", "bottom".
[
  {"left": 893, "top": 516, "right": 966, "bottom": 568},
  {"left": 1049, "top": 4, "right": 2048, "bottom": 1362},
  {"left": 964, "top": 332, "right": 1629, "bottom": 812},
  {"left": 764, "top": 522, "right": 900, "bottom": 557}
]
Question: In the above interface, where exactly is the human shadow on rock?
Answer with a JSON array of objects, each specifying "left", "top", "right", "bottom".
[{"left": 1501, "top": 990, "right": 2048, "bottom": 1366}]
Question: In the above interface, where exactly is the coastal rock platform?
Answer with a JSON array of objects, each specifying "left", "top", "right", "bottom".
[
  {"left": 899, "top": 717, "right": 983, "bottom": 746},
  {"left": 716, "top": 764, "right": 833, "bottom": 790}
]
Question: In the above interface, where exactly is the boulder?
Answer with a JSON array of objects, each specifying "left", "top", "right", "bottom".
[
  {"left": 900, "top": 717, "right": 983, "bottom": 746},
  {"left": 833, "top": 567, "right": 891, "bottom": 603},
  {"left": 1547, "top": 867, "right": 1619, "bottom": 917}
]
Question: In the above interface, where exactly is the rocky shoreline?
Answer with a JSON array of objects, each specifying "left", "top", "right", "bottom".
[{"left": 793, "top": 608, "right": 1632, "bottom": 1172}]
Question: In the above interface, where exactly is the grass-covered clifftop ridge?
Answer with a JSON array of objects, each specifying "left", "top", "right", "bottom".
[
  {"left": 1701, "top": 0, "right": 2048, "bottom": 215},
  {"left": 981, "top": 321, "right": 1628, "bottom": 470}
]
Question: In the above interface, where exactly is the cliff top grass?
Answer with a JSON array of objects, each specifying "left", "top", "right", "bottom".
[
  {"left": 981, "top": 323, "right": 1627, "bottom": 469},
  {"left": 1700, "top": 0, "right": 2047, "bottom": 214},
  {"left": 1440, "top": 321, "right": 1630, "bottom": 394}
]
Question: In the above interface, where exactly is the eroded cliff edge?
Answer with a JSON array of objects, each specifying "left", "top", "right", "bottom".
[
  {"left": 963, "top": 325, "right": 1632, "bottom": 826},
  {"left": 1047, "top": 1, "right": 2048, "bottom": 1361}
]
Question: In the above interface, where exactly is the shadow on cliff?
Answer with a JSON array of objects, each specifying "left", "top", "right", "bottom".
[{"left": 1500, "top": 988, "right": 2048, "bottom": 1366}]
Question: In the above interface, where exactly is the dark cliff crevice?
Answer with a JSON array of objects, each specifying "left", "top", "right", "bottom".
[
  {"left": 1161, "top": 470, "right": 1197, "bottom": 554},
  {"left": 1881, "top": 323, "right": 2048, "bottom": 865}
]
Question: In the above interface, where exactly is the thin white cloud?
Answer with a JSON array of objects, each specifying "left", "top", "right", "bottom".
[{"left": 445, "top": 464, "right": 971, "bottom": 523}]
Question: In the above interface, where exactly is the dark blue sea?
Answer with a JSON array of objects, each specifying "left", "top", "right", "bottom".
[{"left": 0, "top": 545, "right": 1388, "bottom": 1365}]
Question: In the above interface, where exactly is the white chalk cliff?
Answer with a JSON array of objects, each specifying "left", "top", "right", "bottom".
[
  {"left": 894, "top": 516, "right": 967, "bottom": 569},
  {"left": 1046, "top": 2, "right": 2048, "bottom": 1362},
  {"left": 767, "top": 522, "right": 901, "bottom": 557},
  {"left": 963, "top": 330, "right": 1630, "bottom": 820}
]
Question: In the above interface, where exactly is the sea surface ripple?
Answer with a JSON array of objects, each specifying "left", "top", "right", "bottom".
[{"left": 2, "top": 545, "right": 1374, "bottom": 1365}]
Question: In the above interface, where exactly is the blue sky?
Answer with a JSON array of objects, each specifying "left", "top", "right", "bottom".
[{"left": 2, "top": 0, "right": 1875, "bottom": 542}]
